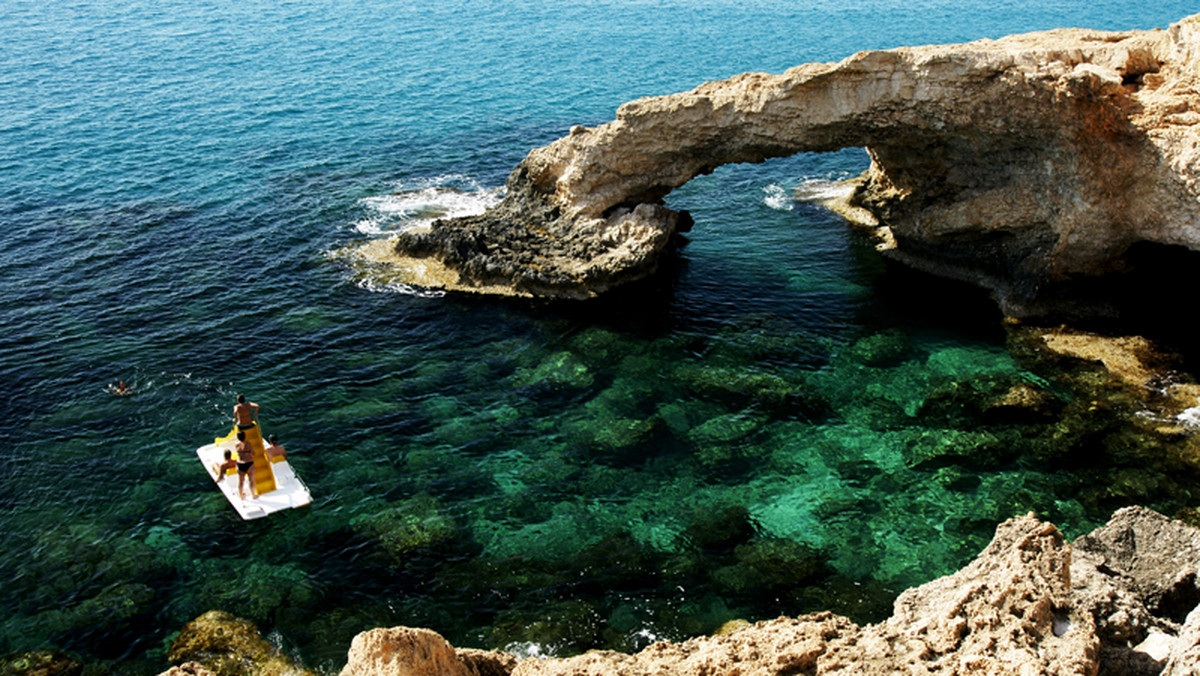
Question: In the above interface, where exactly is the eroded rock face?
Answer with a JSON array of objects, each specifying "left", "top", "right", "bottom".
[
  {"left": 1071, "top": 506, "right": 1200, "bottom": 674},
  {"left": 0, "top": 650, "right": 83, "bottom": 676},
  {"left": 337, "top": 626, "right": 516, "bottom": 676},
  {"left": 372, "top": 14, "right": 1200, "bottom": 315},
  {"left": 163, "top": 610, "right": 316, "bottom": 676}
]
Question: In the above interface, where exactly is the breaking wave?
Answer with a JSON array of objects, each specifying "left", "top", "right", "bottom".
[
  {"left": 762, "top": 183, "right": 795, "bottom": 211},
  {"left": 353, "top": 175, "right": 503, "bottom": 236}
]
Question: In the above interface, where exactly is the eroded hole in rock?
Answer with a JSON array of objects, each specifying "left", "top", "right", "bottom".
[
  {"left": 1052, "top": 611, "right": 1072, "bottom": 637},
  {"left": 1110, "top": 241, "right": 1200, "bottom": 363},
  {"left": 1157, "top": 571, "right": 1200, "bottom": 625}
]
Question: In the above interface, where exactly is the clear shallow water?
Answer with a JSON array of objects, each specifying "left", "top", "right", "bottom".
[{"left": 3, "top": 1, "right": 1199, "bottom": 673}]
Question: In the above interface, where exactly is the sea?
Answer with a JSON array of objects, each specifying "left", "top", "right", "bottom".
[{"left": 3, "top": 1, "right": 1199, "bottom": 673}]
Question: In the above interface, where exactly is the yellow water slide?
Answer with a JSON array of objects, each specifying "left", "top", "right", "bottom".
[{"left": 215, "top": 425, "right": 277, "bottom": 495}]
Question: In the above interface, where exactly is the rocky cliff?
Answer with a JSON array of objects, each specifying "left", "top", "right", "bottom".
[
  {"left": 359, "top": 14, "right": 1200, "bottom": 317},
  {"left": 161, "top": 507, "right": 1200, "bottom": 676}
]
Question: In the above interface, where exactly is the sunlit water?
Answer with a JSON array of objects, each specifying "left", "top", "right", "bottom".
[{"left": 3, "top": 1, "right": 1198, "bottom": 673}]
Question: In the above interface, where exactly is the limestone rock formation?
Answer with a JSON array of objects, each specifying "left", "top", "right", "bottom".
[
  {"left": 1165, "top": 605, "right": 1200, "bottom": 675},
  {"left": 1070, "top": 506, "right": 1200, "bottom": 674},
  {"left": 338, "top": 627, "right": 516, "bottom": 676},
  {"left": 0, "top": 650, "right": 83, "bottom": 676},
  {"left": 159, "top": 664, "right": 216, "bottom": 676},
  {"left": 337, "top": 509, "right": 1200, "bottom": 676},
  {"left": 163, "top": 610, "right": 316, "bottom": 676},
  {"left": 365, "top": 14, "right": 1200, "bottom": 316}
]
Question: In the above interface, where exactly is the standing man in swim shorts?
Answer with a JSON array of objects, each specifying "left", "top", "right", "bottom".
[{"left": 234, "top": 394, "right": 259, "bottom": 430}]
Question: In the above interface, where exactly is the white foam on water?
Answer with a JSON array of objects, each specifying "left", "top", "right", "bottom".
[
  {"left": 762, "top": 183, "right": 794, "bottom": 211},
  {"left": 635, "top": 626, "right": 665, "bottom": 644},
  {"left": 1178, "top": 398, "right": 1200, "bottom": 429},
  {"left": 335, "top": 175, "right": 501, "bottom": 296},
  {"left": 353, "top": 276, "right": 446, "bottom": 298},
  {"left": 504, "top": 641, "right": 553, "bottom": 659},
  {"left": 353, "top": 174, "right": 503, "bottom": 235}
]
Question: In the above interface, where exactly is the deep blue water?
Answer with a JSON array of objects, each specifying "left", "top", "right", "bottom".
[{"left": 3, "top": 1, "right": 1199, "bottom": 673}]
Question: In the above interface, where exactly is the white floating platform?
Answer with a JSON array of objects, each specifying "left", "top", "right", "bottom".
[{"left": 197, "top": 426, "right": 312, "bottom": 520}]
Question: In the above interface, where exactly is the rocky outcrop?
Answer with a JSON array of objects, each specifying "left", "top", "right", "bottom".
[
  {"left": 339, "top": 627, "right": 516, "bottom": 676},
  {"left": 364, "top": 14, "right": 1200, "bottom": 316},
  {"left": 164, "top": 610, "right": 316, "bottom": 676},
  {"left": 159, "top": 664, "right": 216, "bottom": 676},
  {"left": 1165, "top": 605, "right": 1200, "bottom": 675},
  {"left": 334, "top": 508, "right": 1200, "bottom": 676},
  {"left": 0, "top": 650, "right": 83, "bottom": 676},
  {"left": 1071, "top": 507, "right": 1200, "bottom": 674}
]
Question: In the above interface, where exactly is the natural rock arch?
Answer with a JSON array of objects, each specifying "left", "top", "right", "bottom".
[{"left": 362, "top": 14, "right": 1200, "bottom": 318}]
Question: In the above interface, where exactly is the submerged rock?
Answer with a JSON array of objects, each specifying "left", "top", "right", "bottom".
[
  {"left": 350, "top": 493, "right": 458, "bottom": 564},
  {"left": 160, "top": 665, "right": 215, "bottom": 676},
  {"left": 845, "top": 329, "right": 911, "bottom": 368},
  {"left": 508, "top": 351, "right": 595, "bottom": 392},
  {"left": 0, "top": 651, "right": 83, "bottom": 676},
  {"left": 165, "top": 610, "right": 315, "bottom": 676},
  {"left": 360, "top": 14, "right": 1200, "bottom": 318}
]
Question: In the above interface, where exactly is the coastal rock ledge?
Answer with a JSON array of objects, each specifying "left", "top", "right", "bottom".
[
  {"left": 363, "top": 14, "right": 1200, "bottom": 316},
  {"left": 332, "top": 508, "right": 1200, "bottom": 676}
]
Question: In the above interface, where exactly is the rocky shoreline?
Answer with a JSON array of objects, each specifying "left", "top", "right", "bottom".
[
  {"left": 156, "top": 506, "right": 1200, "bottom": 676},
  {"left": 355, "top": 13, "right": 1200, "bottom": 321}
]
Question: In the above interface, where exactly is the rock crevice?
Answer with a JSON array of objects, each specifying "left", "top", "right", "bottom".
[{"left": 368, "top": 14, "right": 1200, "bottom": 316}]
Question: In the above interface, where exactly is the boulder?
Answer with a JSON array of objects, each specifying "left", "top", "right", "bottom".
[
  {"left": 338, "top": 627, "right": 513, "bottom": 676},
  {"left": 164, "top": 610, "right": 315, "bottom": 676},
  {"left": 1071, "top": 506, "right": 1200, "bottom": 674},
  {"left": 0, "top": 651, "right": 83, "bottom": 676},
  {"left": 1165, "top": 605, "right": 1200, "bottom": 675}
]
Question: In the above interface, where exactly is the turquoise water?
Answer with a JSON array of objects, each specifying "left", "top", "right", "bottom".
[{"left": 4, "top": 1, "right": 1200, "bottom": 673}]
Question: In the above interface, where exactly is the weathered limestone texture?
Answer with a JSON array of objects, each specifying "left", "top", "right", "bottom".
[
  {"left": 337, "top": 510, "right": 1200, "bottom": 676},
  {"left": 368, "top": 14, "right": 1200, "bottom": 315},
  {"left": 1165, "top": 605, "right": 1200, "bottom": 675},
  {"left": 159, "top": 664, "right": 217, "bottom": 676},
  {"left": 0, "top": 650, "right": 84, "bottom": 676},
  {"left": 1071, "top": 506, "right": 1200, "bottom": 674},
  {"left": 163, "top": 610, "right": 316, "bottom": 676},
  {"left": 338, "top": 626, "right": 517, "bottom": 676}
]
